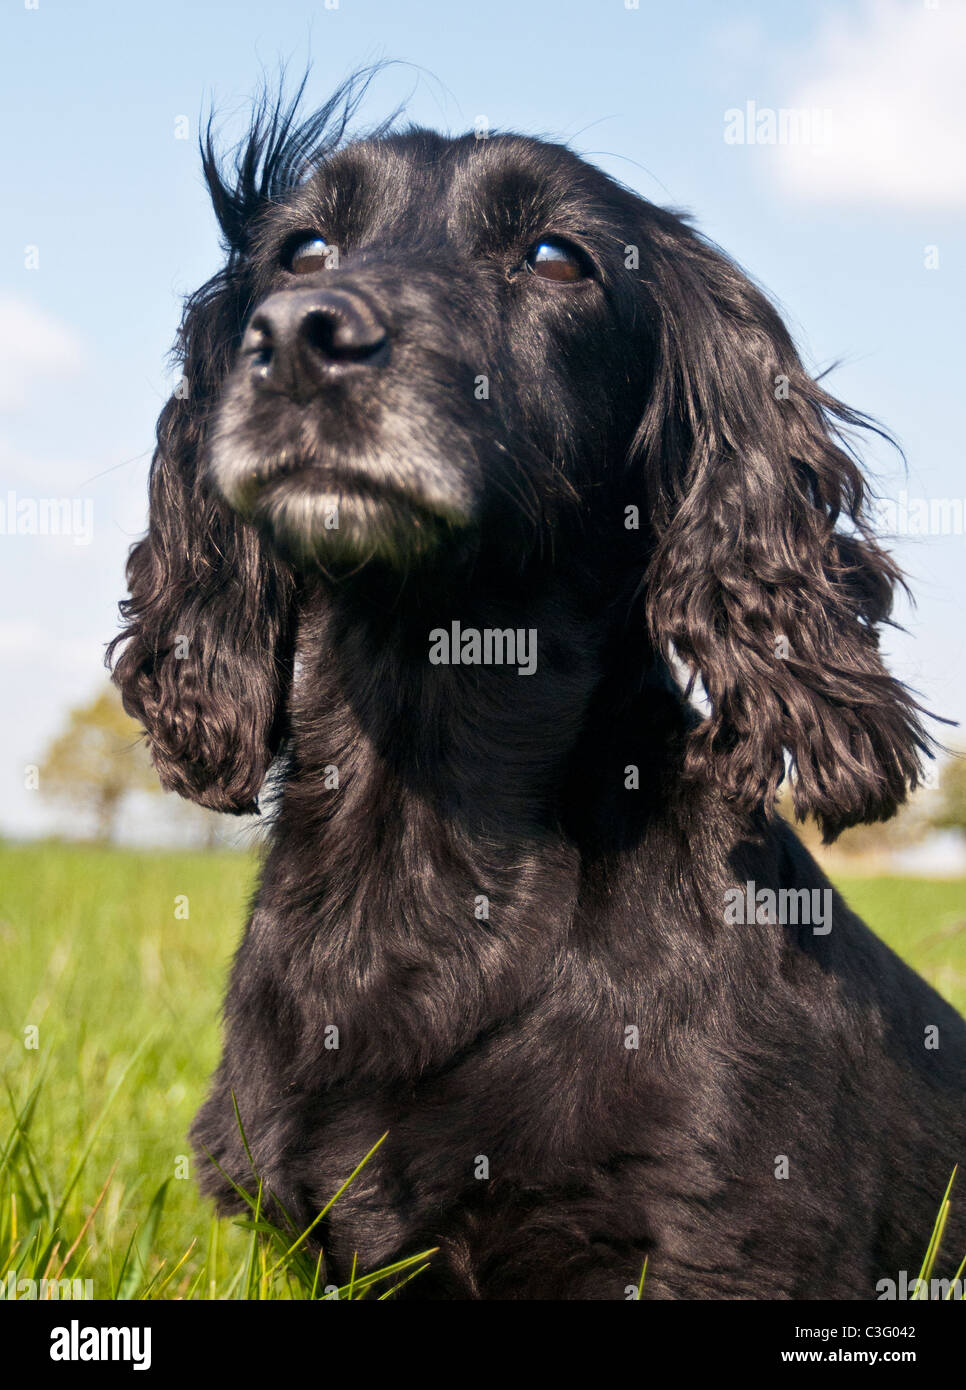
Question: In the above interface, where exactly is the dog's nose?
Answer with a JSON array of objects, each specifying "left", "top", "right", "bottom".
[{"left": 242, "top": 288, "right": 388, "bottom": 398}]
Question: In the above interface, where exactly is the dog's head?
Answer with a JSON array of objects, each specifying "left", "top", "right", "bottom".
[
  {"left": 111, "top": 81, "right": 931, "bottom": 838},
  {"left": 208, "top": 124, "right": 650, "bottom": 570}
]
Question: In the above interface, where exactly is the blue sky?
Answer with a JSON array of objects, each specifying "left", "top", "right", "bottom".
[{"left": 2, "top": 0, "right": 964, "bottom": 837}]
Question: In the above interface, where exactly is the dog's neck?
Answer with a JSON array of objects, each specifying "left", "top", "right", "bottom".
[
  {"left": 283, "top": 563, "right": 611, "bottom": 828},
  {"left": 275, "top": 554, "right": 695, "bottom": 848},
  {"left": 258, "top": 562, "right": 719, "bottom": 1076}
]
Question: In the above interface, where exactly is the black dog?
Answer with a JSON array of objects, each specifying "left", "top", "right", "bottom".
[{"left": 111, "top": 82, "right": 965, "bottom": 1299}]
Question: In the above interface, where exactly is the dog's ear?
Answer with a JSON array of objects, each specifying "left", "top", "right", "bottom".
[
  {"left": 635, "top": 218, "right": 932, "bottom": 841},
  {"left": 109, "top": 265, "right": 295, "bottom": 815},
  {"left": 109, "top": 77, "right": 407, "bottom": 811}
]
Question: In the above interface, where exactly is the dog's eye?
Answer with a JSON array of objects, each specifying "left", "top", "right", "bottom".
[
  {"left": 524, "top": 238, "right": 588, "bottom": 282},
  {"left": 286, "top": 235, "right": 332, "bottom": 274}
]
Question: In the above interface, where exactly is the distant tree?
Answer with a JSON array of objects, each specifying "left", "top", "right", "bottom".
[
  {"left": 38, "top": 685, "right": 159, "bottom": 842},
  {"left": 928, "top": 752, "right": 966, "bottom": 838}
]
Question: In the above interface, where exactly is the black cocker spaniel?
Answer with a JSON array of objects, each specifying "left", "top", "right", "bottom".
[{"left": 111, "top": 78, "right": 965, "bottom": 1300}]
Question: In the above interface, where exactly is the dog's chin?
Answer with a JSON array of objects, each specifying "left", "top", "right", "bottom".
[{"left": 217, "top": 462, "right": 473, "bottom": 571}]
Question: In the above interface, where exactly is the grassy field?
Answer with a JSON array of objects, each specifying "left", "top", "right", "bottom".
[{"left": 1, "top": 842, "right": 964, "bottom": 1299}]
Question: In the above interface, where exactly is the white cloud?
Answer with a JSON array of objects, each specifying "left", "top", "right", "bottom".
[
  {"left": 775, "top": 0, "right": 966, "bottom": 206},
  {"left": 0, "top": 297, "right": 85, "bottom": 410}
]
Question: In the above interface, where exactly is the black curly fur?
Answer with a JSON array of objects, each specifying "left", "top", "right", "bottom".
[{"left": 110, "top": 79, "right": 965, "bottom": 1299}]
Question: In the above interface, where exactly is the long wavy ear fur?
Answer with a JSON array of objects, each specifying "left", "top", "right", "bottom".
[
  {"left": 109, "top": 70, "right": 403, "bottom": 811},
  {"left": 635, "top": 213, "right": 933, "bottom": 841},
  {"left": 108, "top": 303, "right": 295, "bottom": 813}
]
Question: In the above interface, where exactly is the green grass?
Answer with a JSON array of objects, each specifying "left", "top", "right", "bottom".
[
  {"left": 1, "top": 843, "right": 963, "bottom": 1298},
  {"left": 0, "top": 842, "right": 259, "bottom": 1297},
  {"left": 832, "top": 874, "right": 966, "bottom": 1016}
]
